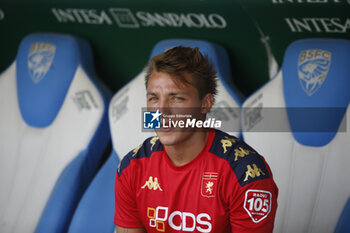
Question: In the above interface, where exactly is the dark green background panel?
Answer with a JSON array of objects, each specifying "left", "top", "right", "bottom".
[
  {"left": 0, "top": 0, "right": 269, "bottom": 96},
  {"left": 1, "top": 0, "right": 348, "bottom": 96}
]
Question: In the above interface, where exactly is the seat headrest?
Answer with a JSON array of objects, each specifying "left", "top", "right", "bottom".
[
  {"left": 282, "top": 38, "right": 350, "bottom": 146},
  {"left": 16, "top": 33, "right": 93, "bottom": 128},
  {"left": 150, "top": 39, "right": 243, "bottom": 105}
]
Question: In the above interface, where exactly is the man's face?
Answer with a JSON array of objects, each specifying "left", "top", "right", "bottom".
[{"left": 147, "top": 71, "right": 211, "bottom": 146}]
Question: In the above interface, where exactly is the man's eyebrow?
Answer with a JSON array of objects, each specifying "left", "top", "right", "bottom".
[
  {"left": 147, "top": 92, "right": 190, "bottom": 96},
  {"left": 168, "top": 92, "right": 190, "bottom": 96}
]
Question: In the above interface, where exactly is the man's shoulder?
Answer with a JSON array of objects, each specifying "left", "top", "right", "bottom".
[
  {"left": 209, "top": 129, "right": 249, "bottom": 160},
  {"left": 117, "top": 136, "right": 163, "bottom": 177},
  {"left": 210, "top": 129, "right": 271, "bottom": 187}
]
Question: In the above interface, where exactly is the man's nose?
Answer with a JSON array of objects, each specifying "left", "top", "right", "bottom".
[{"left": 159, "top": 98, "right": 171, "bottom": 115}]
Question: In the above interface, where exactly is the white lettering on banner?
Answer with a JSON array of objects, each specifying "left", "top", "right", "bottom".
[
  {"left": 109, "top": 8, "right": 140, "bottom": 28},
  {"left": 52, "top": 8, "right": 113, "bottom": 24},
  {"left": 148, "top": 206, "right": 212, "bottom": 232},
  {"left": 136, "top": 11, "right": 226, "bottom": 28},
  {"left": 285, "top": 18, "right": 350, "bottom": 33},
  {"left": 51, "top": 8, "right": 227, "bottom": 29},
  {"left": 0, "top": 9, "right": 4, "bottom": 21}
]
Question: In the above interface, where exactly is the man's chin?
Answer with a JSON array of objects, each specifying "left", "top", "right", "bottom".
[{"left": 155, "top": 129, "right": 189, "bottom": 146}]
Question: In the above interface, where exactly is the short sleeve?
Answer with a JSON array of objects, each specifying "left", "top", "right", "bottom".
[
  {"left": 114, "top": 166, "right": 143, "bottom": 228},
  {"left": 228, "top": 162, "right": 278, "bottom": 233}
]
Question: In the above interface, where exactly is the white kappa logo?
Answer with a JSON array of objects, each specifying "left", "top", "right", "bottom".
[
  {"left": 297, "top": 49, "right": 331, "bottom": 96},
  {"left": 27, "top": 42, "right": 56, "bottom": 84}
]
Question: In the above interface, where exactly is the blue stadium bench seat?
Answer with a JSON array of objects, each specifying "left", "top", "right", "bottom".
[
  {"left": 0, "top": 33, "right": 111, "bottom": 233},
  {"left": 241, "top": 38, "right": 350, "bottom": 233},
  {"left": 67, "top": 39, "right": 243, "bottom": 233}
]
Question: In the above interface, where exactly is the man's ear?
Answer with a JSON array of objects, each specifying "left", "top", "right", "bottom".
[{"left": 201, "top": 93, "right": 214, "bottom": 115}]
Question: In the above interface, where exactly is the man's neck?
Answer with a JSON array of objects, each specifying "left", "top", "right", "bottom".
[{"left": 164, "top": 130, "right": 209, "bottom": 167}]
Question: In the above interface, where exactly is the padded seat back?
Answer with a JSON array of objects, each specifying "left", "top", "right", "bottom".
[
  {"left": 0, "top": 33, "right": 110, "bottom": 233},
  {"left": 241, "top": 39, "right": 350, "bottom": 233}
]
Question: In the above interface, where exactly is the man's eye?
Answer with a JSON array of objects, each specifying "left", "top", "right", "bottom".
[
  {"left": 174, "top": 96, "right": 185, "bottom": 101},
  {"left": 148, "top": 97, "right": 158, "bottom": 101}
]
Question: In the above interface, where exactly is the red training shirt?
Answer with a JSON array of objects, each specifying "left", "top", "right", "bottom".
[{"left": 115, "top": 129, "right": 278, "bottom": 232}]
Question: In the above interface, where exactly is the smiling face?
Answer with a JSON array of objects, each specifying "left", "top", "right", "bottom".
[{"left": 147, "top": 71, "right": 213, "bottom": 147}]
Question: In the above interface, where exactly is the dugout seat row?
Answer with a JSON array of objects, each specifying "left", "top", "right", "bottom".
[
  {"left": 0, "top": 33, "right": 349, "bottom": 233},
  {"left": 67, "top": 37, "right": 350, "bottom": 233},
  {"left": 241, "top": 39, "right": 350, "bottom": 233},
  {"left": 0, "top": 34, "right": 242, "bottom": 233},
  {"left": 0, "top": 33, "right": 111, "bottom": 233}
]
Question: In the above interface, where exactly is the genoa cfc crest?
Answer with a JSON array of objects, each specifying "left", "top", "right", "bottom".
[
  {"left": 297, "top": 49, "right": 331, "bottom": 96},
  {"left": 27, "top": 42, "right": 56, "bottom": 84},
  {"left": 201, "top": 172, "right": 218, "bottom": 198}
]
